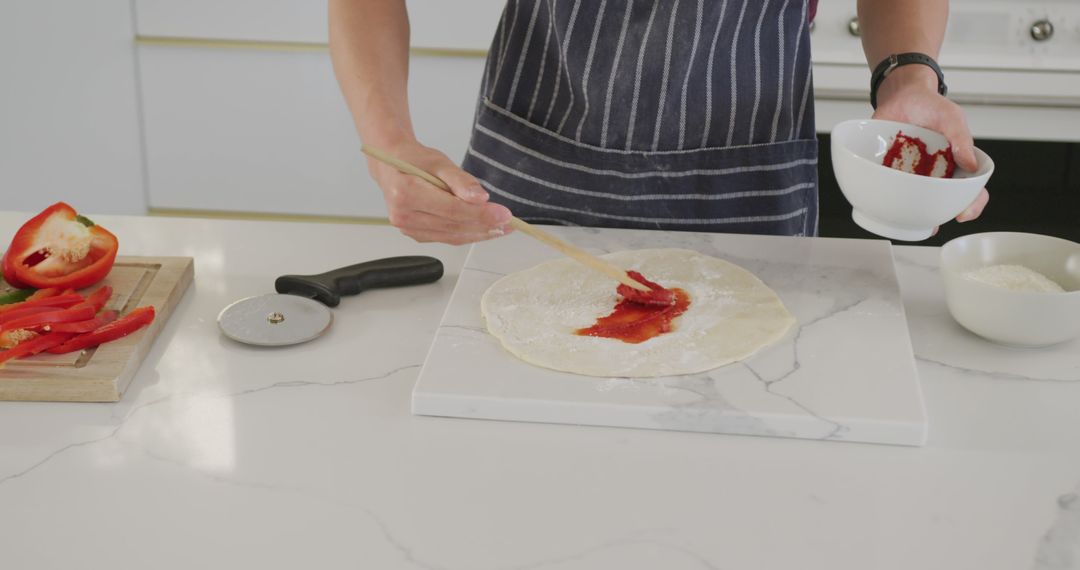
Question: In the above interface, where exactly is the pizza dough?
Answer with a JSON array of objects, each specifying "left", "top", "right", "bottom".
[{"left": 481, "top": 248, "right": 796, "bottom": 377}]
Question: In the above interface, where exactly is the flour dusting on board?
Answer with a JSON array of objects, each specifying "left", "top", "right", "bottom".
[
  {"left": 963, "top": 264, "right": 1065, "bottom": 293},
  {"left": 480, "top": 248, "right": 796, "bottom": 377}
]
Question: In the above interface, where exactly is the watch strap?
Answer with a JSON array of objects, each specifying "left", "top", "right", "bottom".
[{"left": 870, "top": 52, "right": 947, "bottom": 109}]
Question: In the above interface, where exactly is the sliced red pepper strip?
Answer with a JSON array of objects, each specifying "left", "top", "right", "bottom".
[
  {"left": 75, "top": 285, "right": 113, "bottom": 313},
  {"left": 0, "top": 305, "right": 56, "bottom": 326},
  {"left": 26, "top": 287, "right": 61, "bottom": 301},
  {"left": 0, "top": 293, "right": 85, "bottom": 315},
  {"left": 0, "top": 332, "right": 74, "bottom": 366},
  {"left": 50, "top": 306, "right": 155, "bottom": 354},
  {"left": 0, "top": 305, "right": 96, "bottom": 335},
  {"left": 1, "top": 202, "right": 119, "bottom": 290},
  {"left": 0, "top": 329, "right": 37, "bottom": 350},
  {"left": 29, "top": 293, "right": 85, "bottom": 309},
  {"left": 49, "top": 310, "right": 118, "bottom": 334}
]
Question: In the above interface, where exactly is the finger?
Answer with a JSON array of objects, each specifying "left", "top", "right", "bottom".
[
  {"left": 404, "top": 178, "right": 512, "bottom": 227},
  {"left": 410, "top": 150, "right": 488, "bottom": 204},
  {"left": 956, "top": 187, "right": 990, "bottom": 223},
  {"left": 939, "top": 106, "right": 978, "bottom": 172},
  {"left": 430, "top": 161, "right": 489, "bottom": 205},
  {"left": 400, "top": 227, "right": 504, "bottom": 246},
  {"left": 386, "top": 175, "right": 483, "bottom": 223},
  {"left": 401, "top": 210, "right": 511, "bottom": 236},
  {"left": 387, "top": 176, "right": 511, "bottom": 229}
]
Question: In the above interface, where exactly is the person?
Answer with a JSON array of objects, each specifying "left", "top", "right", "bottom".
[{"left": 329, "top": 0, "right": 989, "bottom": 245}]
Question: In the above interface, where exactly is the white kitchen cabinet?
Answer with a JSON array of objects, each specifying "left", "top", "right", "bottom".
[
  {"left": 133, "top": 0, "right": 500, "bottom": 218},
  {"left": 812, "top": 0, "right": 1080, "bottom": 142},
  {"left": 138, "top": 45, "right": 485, "bottom": 217},
  {"left": 0, "top": 0, "right": 145, "bottom": 215},
  {"left": 134, "top": 0, "right": 504, "bottom": 50},
  {"left": 134, "top": 0, "right": 328, "bottom": 44}
]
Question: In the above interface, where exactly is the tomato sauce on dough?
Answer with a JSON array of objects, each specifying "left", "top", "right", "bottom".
[{"left": 575, "top": 271, "right": 690, "bottom": 344}]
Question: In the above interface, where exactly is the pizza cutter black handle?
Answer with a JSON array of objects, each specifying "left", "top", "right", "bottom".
[{"left": 275, "top": 256, "right": 444, "bottom": 307}]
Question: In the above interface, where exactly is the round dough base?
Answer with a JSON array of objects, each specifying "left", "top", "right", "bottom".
[{"left": 481, "top": 248, "right": 796, "bottom": 377}]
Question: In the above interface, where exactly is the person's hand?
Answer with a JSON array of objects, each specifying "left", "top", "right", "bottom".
[
  {"left": 872, "top": 65, "right": 989, "bottom": 224},
  {"left": 366, "top": 140, "right": 513, "bottom": 245}
]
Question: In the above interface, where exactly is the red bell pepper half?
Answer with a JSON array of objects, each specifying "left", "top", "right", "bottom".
[
  {"left": 1, "top": 202, "right": 119, "bottom": 290},
  {"left": 49, "top": 306, "right": 155, "bottom": 354}
]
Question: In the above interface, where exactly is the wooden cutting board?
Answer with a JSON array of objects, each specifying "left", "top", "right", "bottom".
[{"left": 0, "top": 256, "right": 193, "bottom": 402}]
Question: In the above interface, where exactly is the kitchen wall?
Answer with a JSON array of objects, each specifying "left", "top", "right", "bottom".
[
  {"left": 2, "top": 0, "right": 1078, "bottom": 241},
  {"left": 0, "top": 0, "right": 145, "bottom": 214}
]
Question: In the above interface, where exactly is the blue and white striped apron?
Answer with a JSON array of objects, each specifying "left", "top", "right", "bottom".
[{"left": 463, "top": 0, "right": 818, "bottom": 236}]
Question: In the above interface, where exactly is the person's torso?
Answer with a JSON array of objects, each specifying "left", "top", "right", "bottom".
[
  {"left": 464, "top": 0, "right": 821, "bottom": 236},
  {"left": 479, "top": 0, "right": 816, "bottom": 151}
]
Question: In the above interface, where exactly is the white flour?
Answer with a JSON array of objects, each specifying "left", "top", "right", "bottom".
[{"left": 962, "top": 264, "right": 1065, "bottom": 293}]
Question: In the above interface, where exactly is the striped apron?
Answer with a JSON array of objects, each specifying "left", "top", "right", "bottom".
[{"left": 462, "top": 0, "right": 819, "bottom": 236}]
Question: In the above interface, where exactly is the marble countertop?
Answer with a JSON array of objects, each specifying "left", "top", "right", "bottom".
[{"left": 0, "top": 212, "right": 1077, "bottom": 570}]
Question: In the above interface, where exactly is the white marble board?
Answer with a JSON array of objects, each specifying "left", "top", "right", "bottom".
[{"left": 413, "top": 227, "right": 927, "bottom": 446}]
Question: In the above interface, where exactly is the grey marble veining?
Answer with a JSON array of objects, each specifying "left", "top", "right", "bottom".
[
  {"left": 413, "top": 227, "right": 927, "bottom": 446},
  {"left": 1033, "top": 481, "right": 1080, "bottom": 570}
]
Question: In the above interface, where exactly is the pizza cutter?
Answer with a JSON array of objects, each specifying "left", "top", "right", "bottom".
[{"left": 217, "top": 256, "right": 444, "bottom": 346}]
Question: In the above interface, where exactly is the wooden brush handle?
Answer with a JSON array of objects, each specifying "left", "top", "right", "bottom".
[{"left": 360, "top": 145, "right": 650, "bottom": 292}]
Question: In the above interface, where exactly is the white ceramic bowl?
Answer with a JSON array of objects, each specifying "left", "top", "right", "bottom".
[
  {"left": 831, "top": 119, "right": 994, "bottom": 241},
  {"left": 940, "top": 232, "right": 1080, "bottom": 347}
]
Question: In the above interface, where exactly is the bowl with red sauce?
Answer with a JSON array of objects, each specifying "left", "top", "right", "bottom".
[{"left": 831, "top": 119, "right": 994, "bottom": 241}]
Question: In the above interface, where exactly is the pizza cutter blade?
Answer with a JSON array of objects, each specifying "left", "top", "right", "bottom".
[
  {"left": 218, "top": 255, "right": 444, "bottom": 347},
  {"left": 218, "top": 294, "right": 333, "bottom": 347}
]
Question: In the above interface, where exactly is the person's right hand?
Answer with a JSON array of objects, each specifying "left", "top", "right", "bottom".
[{"left": 367, "top": 140, "right": 513, "bottom": 245}]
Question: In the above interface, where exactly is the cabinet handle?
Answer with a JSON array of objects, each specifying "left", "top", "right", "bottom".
[
  {"left": 1030, "top": 19, "right": 1054, "bottom": 42},
  {"left": 847, "top": 16, "right": 861, "bottom": 37}
]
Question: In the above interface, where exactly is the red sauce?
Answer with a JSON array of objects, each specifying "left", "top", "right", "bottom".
[
  {"left": 882, "top": 131, "right": 956, "bottom": 178},
  {"left": 617, "top": 271, "right": 675, "bottom": 306},
  {"left": 576, "top": 271, "right": 690, "bottom": 344}
]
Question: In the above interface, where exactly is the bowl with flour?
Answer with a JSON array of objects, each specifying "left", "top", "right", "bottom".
[{"left": 941, "top": 232, "right": 1080, "bottom": 347}]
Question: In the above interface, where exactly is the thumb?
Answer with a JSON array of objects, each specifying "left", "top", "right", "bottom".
[
  {"left": 430, "top": 160, "right": 489, "bottom": 205},
  {"left": 950, "top": 141, "right": 978, "bottom": 173},
  {"left": 940, "top": 113, "right": 978, "bottom": 172}
]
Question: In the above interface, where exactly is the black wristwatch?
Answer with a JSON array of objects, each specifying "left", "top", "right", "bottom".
[{"left": 869, "top": 52, "right": 947, "bottom": 109}]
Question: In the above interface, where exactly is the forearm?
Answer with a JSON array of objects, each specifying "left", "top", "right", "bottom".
[
  {"left": 857, "top": 0, "right": 948, "bottom": 95},
  {"left": 329, "top": 0, "right": 415, "bottom": 146}
]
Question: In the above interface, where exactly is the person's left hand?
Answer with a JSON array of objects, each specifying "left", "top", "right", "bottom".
[{"left": 871, "top": 65, "right": 989, "bottom": 225}]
